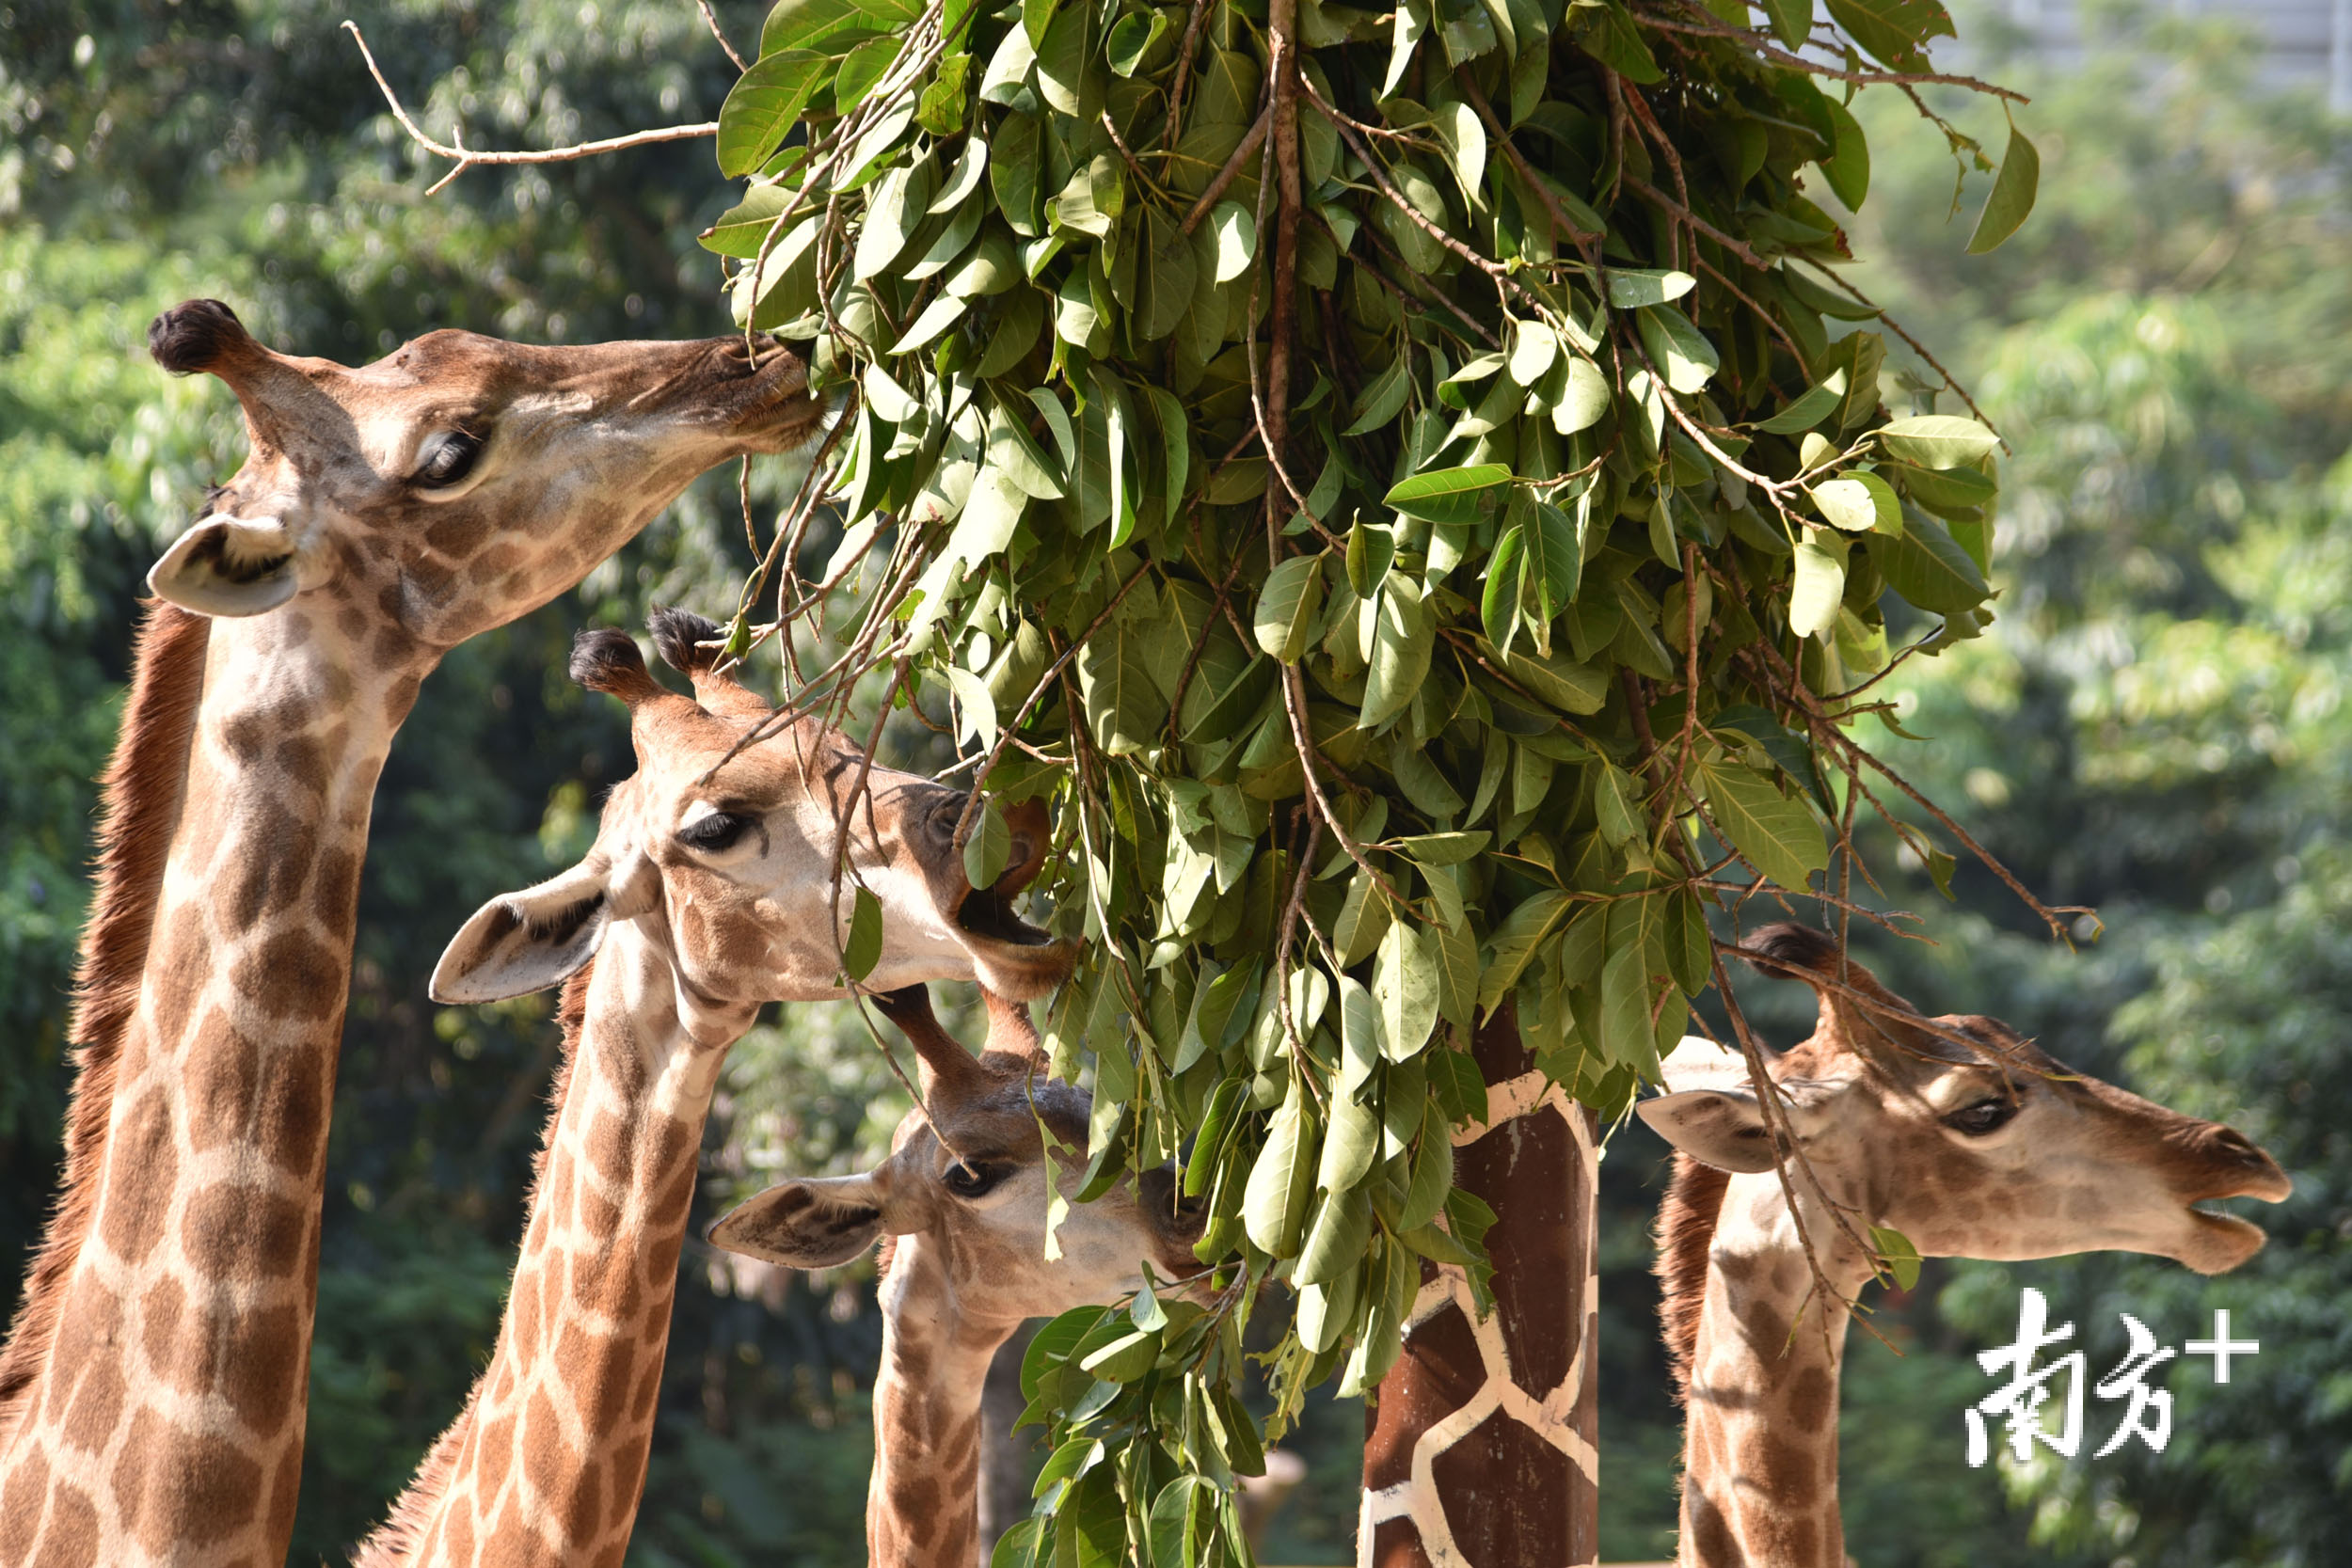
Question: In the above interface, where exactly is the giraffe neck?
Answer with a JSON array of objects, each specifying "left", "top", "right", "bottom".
[
  {"left": 868, "top": 1236, "right": 1009, "bottom": 1568},
  {"left": 0, "top": 603, "right": 419, "bottom": 1568},
  {"left": 358, "top": 918, "right": 755, "bottom": 1568},
  {"left": 1677, "top": 1175, "right": 1865, "bottom": 1568}
]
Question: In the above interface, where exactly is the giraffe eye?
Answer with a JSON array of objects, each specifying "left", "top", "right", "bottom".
[
  {"left": 677, "top": 811, "right": 755, "bottom": 853},
  {"left": 414, "top": 431, "right": 484, "bottom": 487},
  {"left": 1946, "top": 1097, "right": 2017, "bottom": 1136},
  {"left": 944, "top": 1162, "right": 1007, "bottom": 1199}
]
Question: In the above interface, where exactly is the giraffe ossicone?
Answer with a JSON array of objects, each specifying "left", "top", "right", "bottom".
[
  {"left": 0, "top": 301, "right": 823, "bottom": 1568},
  {"left": 1640, "top": 922, "right": 2290, "bottom": 1568},
  {"left": 358, "top": 611, "right": 1080, "bottom": 1566},
  {"left": 711, "top": 986, "right": 1204, "bottom": 1568}
]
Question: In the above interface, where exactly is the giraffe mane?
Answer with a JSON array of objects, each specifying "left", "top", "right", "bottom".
[
  {"left": 1654, "top": 1152, "right": 1732, "bottom": 1406},
  {"left": 0, "top": 602, "right": 210, "bottom": 1447},
  {"left": 352, "top": 958, "right": 596, "bottom": 1567}
]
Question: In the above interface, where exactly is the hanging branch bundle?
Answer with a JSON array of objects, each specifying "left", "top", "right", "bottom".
[{"left": 682, "top": 0, "right": 2039, "bottom": 1555}]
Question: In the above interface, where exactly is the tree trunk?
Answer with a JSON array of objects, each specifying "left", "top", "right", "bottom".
[{"left": 1359, "top": 1006, "right": 1600, "bottom": 1568}]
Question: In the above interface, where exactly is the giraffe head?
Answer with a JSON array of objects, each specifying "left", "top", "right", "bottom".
[
  {"left": 430, "top": 610, "right": 1078, "bottom": 1029},
  {"left": 142, "top": 298, "right": 824, "bottom": 645},
  {"left": 1639, "top": 923, "right": 2290, "bottom": 1277},
  {"left": 708, "top": 985, "right": 1203, "bottom": 1332}
]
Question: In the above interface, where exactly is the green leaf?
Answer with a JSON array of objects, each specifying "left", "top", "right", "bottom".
[
  {"left": 1788, "top": 531, "right": 1849, "bottom": 640},
  {"left": 1315, "top": 1086, "right": 1381, "bottom": 1200},
  {"left": 963, "top": 800, "right": 1011, "bottom": 889},
  {"left": 1552, "top": 355, "right": 1612, "bottom": 435},
  {"left": 1104, "top": 8, "right": 1168, "bottom": 74},
  {"left": 915, "top": 50, "right": 971, "bottom": 135},
  {"left": 1145, "top": 385, "right": 1189, "bottom": 527},
  {"left": 1810, "top": 473, "right": 1899, "bottom": 534},
  {"left": 1209, "top": 200, "right": 1257, "bottom": 282},
  {"left": 1594, "top": 761, "right": 1641, "bottom": 846},
  {"left": 1253, "top": 555, "right": 1326, "bottom": 664},
  {"left": 1821, "top": 0, "right": 1953, "bottom": 72},
  {"left": 699, "top": 182, "right": 790, "bottom": 258},
  {"left": 716, "top": 50, "right": 831, "bottom": 177},
  {"left": 1482, "top": 526, "right": 1526, "bottom": 648},
  {"left": 1576, "top": 0, "right": 1662, "bottom": 82},
  {"left": 931, "top": 135, "right": 990, "bottom": 213},
  {"left": 1359, "top": 575, "right": 1436, "bottom": 731},
  {"left": 843, "top": 884, "right": 883, "bottom": 980},
  {"left": 1966, "top": 121, "right": 2040, "bottom": 254},
  {"left": 1384, "top": 464, "right": 1513, "bottom": 522},
  {"left": 1399, "top": 1103, "right": 1454, "bottom": 1230},
  {"left": 1136, "top": 206, "right": 1199, "bottom": 342},
  {"left": 1666, "top": 889, "right": 1711, "bottom": 994},
  {"left": 1875, "top": 415, "right": 1999, "bottom": 469},
  {"left": 1869, "top": 1224, "right": 1923, "bottom": 1291},
  {"left": 1876, "top": 512, "right": 1991, "bottom": 614},
  {"left": 1754, "top": 369, "right": 1847, "bottom": 435},
  {"left": 1345, "top": 355, "right": 1412, "bottom": 436},
  {"left": 1078, "top": 1325, "right": 1161, "bottom": 1382},
  {"left": 1636, "top": 306, "right": 1719, "bottom": 394},
  {"left": 759, "top": 0, "right": 923, "bottom": 56},
  {"left": 1523, "top": 499, "right": 1580, "bottom": 616},
  {"left": 834, "top": 35, "right": 902, "bottom": 110},
  {"left": 1820, "top": 94, "right": 1869, "bottom": 210},
  {"left": 1242, "top": 1080, "right": 1314, "bottom": 1255},
  {"left": 1489, "top": 641, "right": 1607, "bottom": 714},
  {"left": 1760, "top": 0, "right": 1812, "bottom": 49},
  {"left": 1375, "top": 920, "right": 1441, "bottom": 1061},
  {"left": 1077, "top": 596, "right": 1171, "bottom": 755},
  {"left": 1395, "top": 832, "right": 1489, "bottom": 866},
  {"left": 1702, "top": 760, "right": 1828, "bottom": 892},
  {"left": 1507, "top": 319, "right": 1557, "bottom": 387},
  {"left": 1298, "top": 1187, "right": 1373, "bottom": 1285},
  {"left": 1603, "top": 267, "right": 1695, "bottom": 308},
  {"left": 1479, "top": 890, "right": 1571, "bottom": 1010}
]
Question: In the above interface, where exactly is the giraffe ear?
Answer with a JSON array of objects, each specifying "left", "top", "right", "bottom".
[
  {"left": 708, "top": 1175, "right": 890, "bottom": 1270},
  {"left": 1638, "top": 1087, "right": 1780, "bottom": 1174},
  {"left": 148, "top": 515, "right": 305, "bottom": 617},
  {"left": 1638, "top": 1073, "right": 1856, "bottom": 1174},
  {"left": 429, "top": 854, "right": 659, "bottom": 1005}
]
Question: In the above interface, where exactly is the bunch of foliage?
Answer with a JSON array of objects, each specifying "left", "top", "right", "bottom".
[{"left": 677, "top": 0, "right": 2038, "bottom": 1555}]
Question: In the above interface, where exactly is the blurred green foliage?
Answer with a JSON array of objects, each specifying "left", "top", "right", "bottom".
[
  {"left": 0, "top": 0, "right": 2344, "bottom": 1563},
  {"left": 1600, "top": 6, "right": 2352, "bottom": 1562}
]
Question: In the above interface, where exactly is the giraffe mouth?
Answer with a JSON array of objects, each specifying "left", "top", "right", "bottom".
[{"left": 953, "top": 886, "right": 1058, "bottom": 948}]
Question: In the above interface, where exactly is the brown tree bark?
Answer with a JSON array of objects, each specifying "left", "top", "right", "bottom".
[{"left": 1360, "top": 1006, "right": 1600, "bottom": 1568}]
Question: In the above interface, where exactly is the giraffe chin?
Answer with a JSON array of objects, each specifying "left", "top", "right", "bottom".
[{"left": 2177, "top": 1206, "right": 2273, "bottom": 1275}]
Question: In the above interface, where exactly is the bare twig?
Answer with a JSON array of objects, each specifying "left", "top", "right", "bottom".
[
  {"left": 1643, "top": 5, "right": 2031, "bottom": 104},
  {"left": 696, "top": 0, "right": 749, "bottom": 71},
  {"left": 1182, "top": 106, "right": 1272, "bottom": 234},
  {"left": 343, "top": 22, "right": 719, "bottom": 194}
]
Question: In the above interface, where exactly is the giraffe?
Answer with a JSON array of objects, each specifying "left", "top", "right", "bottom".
[
  {"left": 1359, "top": 1003, "right": 1600, "bottom": 1568},
  {"left": 0, "top": 298, "right": 824, "bottom": 1568},
  {"left": 1638, "top": 922, "right": 2292, "bottom": 1568},
  {"left": 355, "top": 611, "right": 1081, "bottom": 1566},
  {"left": 710, "top": 987, "right": 1204, "bottom": 1568}
]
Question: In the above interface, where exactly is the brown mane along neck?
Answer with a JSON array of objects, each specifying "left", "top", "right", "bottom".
[
  {"left": 1654, "top": 1153, "right": 1732, "bottom": 1406},
  {"left": 0, "top": 602, "right": 210, "bottom": 1442}
]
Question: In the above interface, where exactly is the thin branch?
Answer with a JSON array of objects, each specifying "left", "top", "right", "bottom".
[
  {"left": 696, "top": 0, "right": 750, "bottom": 71},
  {"left": 1182, "top": 106, "right": 1272, "bottom": 234},
  {"left": 343, "top": 22, "right": 718, "bottom": 193},
  {"left": 1789, "top": 257, "right": 2007, "bottom": 446},
  {"left": 1642, "top": 5, "right": 2031, "bottom": 104},
  {"left": 1453, "top": 68, "right": 1600, "bottom": 247}
]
